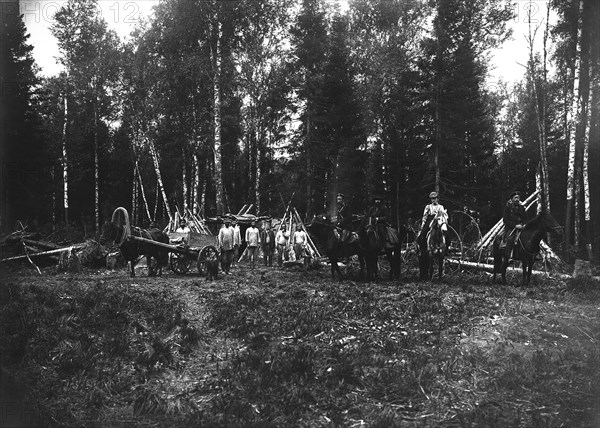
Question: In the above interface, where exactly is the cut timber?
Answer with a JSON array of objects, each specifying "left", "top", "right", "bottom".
[{"left": 1, "top": 244, "right": 85, "bottom": 262}]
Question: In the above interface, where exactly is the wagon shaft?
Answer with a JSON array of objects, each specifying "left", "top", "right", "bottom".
[{"left": 130, "top": 235, "right": 197, "bottom": 255}]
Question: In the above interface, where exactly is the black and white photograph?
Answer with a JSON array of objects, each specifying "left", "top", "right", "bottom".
[{"left": 1, "top": 0, "right": 599, "bottom": 426}]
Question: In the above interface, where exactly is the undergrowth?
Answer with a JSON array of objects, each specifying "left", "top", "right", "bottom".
[{"left": 1, "top": 267, "right": 598, "bottom": 427}]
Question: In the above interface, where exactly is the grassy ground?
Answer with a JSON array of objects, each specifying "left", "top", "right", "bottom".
[{"left": 1, "top": 260, "right": 599, "bottom": 427}]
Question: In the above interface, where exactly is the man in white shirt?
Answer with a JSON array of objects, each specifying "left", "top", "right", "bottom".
[
  {"left": 419, "top": 191, "right": 448, "bottom": 238},
  {"left": 293, "top": 225, "right": 308, "bottom": 264},
  {"left": 218, "top": 219, "right": 235, "bottom": 274},
  {"left": 232, "top": 220, "right": 241, "bottom": 265},
  {"left": 275, "top": 225, "right": 289, "bottom": 267},
  {"left": 245, "top": 221, "right": 261, "bottom": 269}
]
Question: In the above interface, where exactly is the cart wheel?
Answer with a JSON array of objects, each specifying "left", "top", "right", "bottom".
[
  {"left": 444, "top": 225, "right": 463, "bottom": 276},
  {"left": 170, "top": 252, "right": 192, "bottom": 274},
  {"left": 197, "top": 245, "right": 218, "bottom": 274}
]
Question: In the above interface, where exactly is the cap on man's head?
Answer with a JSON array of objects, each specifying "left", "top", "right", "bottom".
[
  {"left": 179, "top": 219, "right": 186, "bottom": 224},
  {"left": 429, "top": 191, "right": 438, "bottom": 199},
  {"left": 510, "top": 191, "right": 521, "bottom": 199},
  {"left": 336, "top": 193, "right": 345, "bottom": 198}
]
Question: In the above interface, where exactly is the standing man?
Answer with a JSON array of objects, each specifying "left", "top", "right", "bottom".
[
  {"left": 176, "top": 219, "right": 191, "bottom": 233},
  {"left": 218, "top": 219, "right": 235, "bottom": 274},
  {"left": 260, "top": 222, "right": 276, "bottom": 267},
  {"left": 245, "top": 221, "right": 261, "bottom": 269},
  {"left": 275, "top": 225, "right": 289, "bottom": 267},
  {"left": 232, "top": 220, "right": 242, "bottom": 265},
  {"left": 501, "top": 191, "right": 527, "bottom": 249},
  {"left": 293, "top": 224, "right": 308, "bottom": 265}
]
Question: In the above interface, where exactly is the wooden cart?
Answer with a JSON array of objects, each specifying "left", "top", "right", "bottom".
[{"left": 166, "top": 231, "right": 219, "bottom": 275}]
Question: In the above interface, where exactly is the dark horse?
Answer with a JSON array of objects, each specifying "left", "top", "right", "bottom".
[
  {"left": 358, "top": 218, "right": 404, "bottom": 281},
  {"left": 100, "top": 207, "right": 169, "bottom": 277},
  {"left": 306, "top": 215, "right": 365, "bottom": 279},
  {"left": 493, "top": 210, "right": 562, "bottom": 286}
]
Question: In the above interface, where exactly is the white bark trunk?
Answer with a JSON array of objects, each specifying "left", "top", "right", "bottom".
[
  {"left": 62, "top": 95, "right": 69, "bottom": 225},
  {"left": 182, "top": 147, "right": 188, "bottom": 215},
  {"left": 94, "top": 102, "right": 99, "bottom": 231},
  {"left": 148, "top": 138, "right": 172, "bottom": 221},
  {"left": 210, "top": 16, "right": 224, "bottom": 215}
]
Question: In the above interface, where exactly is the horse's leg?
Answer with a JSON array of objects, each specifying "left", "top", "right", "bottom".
[
  {"left": 528, "top": 259, "right": 534, "bottom": 285},
  {"left": 438, "top": 255, "right": 443, "bottom": 280},
  {"left": 130, "top": 260, "right": 136, "bottom": 277},
  {"left": 428, "top": 254, "right": 433, "bottom": 280},
  {"left": 357, "top": 254, "right": 365, "bottom": 280},
  {"left": 524, "top": 258, "right": 533, "bottom": 287}
]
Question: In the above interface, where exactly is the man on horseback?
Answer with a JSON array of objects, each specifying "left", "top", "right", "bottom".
[
  {"left": 366, "top": 194, "right": 398, "bottom": 248},
  {"left": 501, "top": 191, "right": 527, "bottom": 250},
  {"left": 336, "top": 193, "right": 351, "bottom": 228},
  {"left": 418, "top": 192, "right": 448, "bottom": 239}
]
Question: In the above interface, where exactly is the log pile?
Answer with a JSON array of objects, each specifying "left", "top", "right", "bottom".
[{"left": 1, "top": 229, "right": 107, "bottom": 274}]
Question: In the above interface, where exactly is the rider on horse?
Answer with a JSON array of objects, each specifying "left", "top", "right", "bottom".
[
  {"left": 366, "top": 194, "right": 398, "bottom": 248},
  {"left": 336, "top": 193, "right": 352, "bottom": 228},
  {"left": 418, "top": 191, "right": 448, "bottom": 239},
  {"left": 501, "top": 191, "right": 527, "bottom": 249}
]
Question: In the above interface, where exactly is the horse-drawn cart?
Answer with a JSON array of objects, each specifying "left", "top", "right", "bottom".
[
  {"left": 126, "top": 232, "right": 218, "bottom": 275},
  {"left": 167, "top": 232, "right": 218, "bottom": 274}
]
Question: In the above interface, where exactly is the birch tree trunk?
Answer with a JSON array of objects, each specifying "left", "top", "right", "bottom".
[
  {"left": 527, "top": 7, "right": 550, "bottom": 212},
  {"left": 565, "top": 0, "right": 583, "bottom": 256},
  {"left": 541, "top": 4, "right": 550, "bottom": 211},
  {"left": 255, "top": 124, "right": 261, "bottom": 215},
  {"left": 62, "top": 94, "right": 69, "bottom": 225},
  {"left": 212, "top": 19, "right": 224, "bottom": 215},
  {"left": 136, "top": 161, "right": 151, "bottom": 222},
  {"left": 583, "top": 106, "right": 592, "bottom": 259},
  {"left": 131, "top": 165, "right": 137, "bottom": 225},
  {"left": 192, "top": 153, "right": 200, "bottom": 215},
  {"left": 148, "top": 138, "right": 172, "bottom": 221},
  {"left": 182, "top": 147, "right": 188, "bottom": 215},
  {"left": 94, "top": 100, "right": 100, "bottom": 231},
  {"left": 434, "top": 81, "right": 441, "bottom": 194}
]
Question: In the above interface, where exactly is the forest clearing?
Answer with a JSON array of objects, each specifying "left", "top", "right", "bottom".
[{"left": 1, "top": 259, "right": 598, "bottom": 427}]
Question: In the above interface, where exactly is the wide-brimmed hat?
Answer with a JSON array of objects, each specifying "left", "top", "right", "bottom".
[
  {"left": 336, "top": 193, "right": 345, "bottom": 198},
  {"left": 179, "top": 219, "right": 187, "bottom": 224},
  {"left": 509, "top": 191, "right": 521, "bottom": 199},
  {"left": 429, "top": 191, "right": 438, "bottom": 199}
]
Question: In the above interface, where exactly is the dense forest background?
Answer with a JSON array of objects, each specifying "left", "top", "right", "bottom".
[{"left": 1, "top": 0, "right": 598, "bottom": 261}]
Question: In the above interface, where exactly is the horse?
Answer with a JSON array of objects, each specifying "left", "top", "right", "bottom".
[
  {"left": 306, "top": 215, "right": 365, "bottom": 280},
  {"left": 358, "top": 217, "right": 405, "bottom": 282},
  {"left": 426, "top": 210, "right": 447, "bottom": 280},
  {"left": 493, "top": 210, "right": 563, "bottom": 286},
  {"left": 100, "top": 207, "right": 169, "bottom": 277}
]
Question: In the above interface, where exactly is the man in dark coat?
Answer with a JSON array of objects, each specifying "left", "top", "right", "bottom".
[
  {"left": 366, "top": 194, "right": 397, "bottom": 247},
  {"left": 336, "top": 193, "right": 351, "bottom": 228},
  {"left": 501, "top": 191, "right": 527, "bottom": 248},
  {"left": 260, "top": 222, "right": 276, "bottom": 267}
]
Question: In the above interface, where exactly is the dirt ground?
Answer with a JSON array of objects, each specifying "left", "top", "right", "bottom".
[{"left": 1, "top": 258, "right": 599, "bottom": 427}]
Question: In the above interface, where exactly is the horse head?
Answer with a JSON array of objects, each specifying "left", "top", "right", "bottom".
[{"left": 427, "top": 211, "right": 447, "bottom": 254}]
